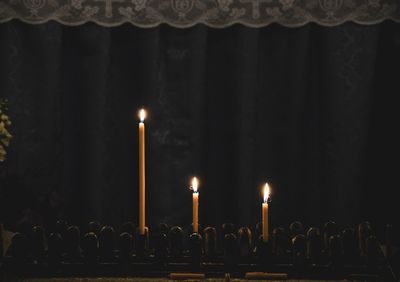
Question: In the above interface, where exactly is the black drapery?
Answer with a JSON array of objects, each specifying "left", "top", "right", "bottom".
[{"left": 0, "top": 20, "right": 399, "bottom": 232}]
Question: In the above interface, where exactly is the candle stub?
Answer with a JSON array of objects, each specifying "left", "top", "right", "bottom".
[
  {"left": 168, "top": 273, "right": 205, "bottom": 280},
  {"left": 245, "top": 272, "right": 288, "bottom": 280}
]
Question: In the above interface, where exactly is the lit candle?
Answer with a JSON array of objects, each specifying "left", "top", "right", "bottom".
[
  {"left": 139, "top": 109, "right": 146, "bottom": 235},
  {"left": 262, "top": 183, "right": 270, "bottom": 242},
  {"left": 191, "top": 177, "right": 199, "bottom": 233}
]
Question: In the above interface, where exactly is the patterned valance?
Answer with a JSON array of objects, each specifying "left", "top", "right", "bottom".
[{"left": 0, "top": 0, "right": 399, "bottom": 28}]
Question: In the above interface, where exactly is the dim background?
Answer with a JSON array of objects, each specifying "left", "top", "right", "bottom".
[{"left": 0, "top": 20, "right": 399, "bottom": 238}]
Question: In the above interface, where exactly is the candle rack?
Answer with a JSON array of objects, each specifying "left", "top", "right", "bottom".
[
  {"left": 0, "top": 221, "right": 396, "bottom": 281},
  {"left": 135, "top": 227, "right": 149, "bottom": 258}
]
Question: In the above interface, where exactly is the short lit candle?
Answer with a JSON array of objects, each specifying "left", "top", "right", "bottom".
[
  {"left": 192, "top": 177, "right": 199, "bottom": 233},
  {"left": 262, "top": 183, "right": 270, "bottom": 242},
  {"left": 138, "top": 109, "right": 146, "bottom": 235}
]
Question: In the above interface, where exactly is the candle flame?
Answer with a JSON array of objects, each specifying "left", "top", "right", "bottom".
[
  {"left": 263, "top": 182, "right": 270, "bottom": 203},
  {"left": 139, "top": 109, "right": 146, "bottom": 122},
  {"left": 192, "top": 177, "right": 199, "bottom": 193}
]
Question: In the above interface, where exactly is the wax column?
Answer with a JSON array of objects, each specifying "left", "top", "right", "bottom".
[
  {"left": 139, "top": 109, "right": 146, "bottom": 235},
  {"left": 192, "top": 177, "right": 199, "bottom": 233},
  {"left": 262, "top": 183, "right": 270, "bottom": 242}
]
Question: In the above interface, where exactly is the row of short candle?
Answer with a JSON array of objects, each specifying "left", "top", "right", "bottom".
[{"left": 137, "top": 109, "right": 271, "bottom": 241}]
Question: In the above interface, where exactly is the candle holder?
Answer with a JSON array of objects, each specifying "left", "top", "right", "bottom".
[
  {"left": 158, "top": 223, "right": 170, "bottom": 235},
  {"left": 154, "top": 232, "right": 169, "bottom": 263},
  {"left": 238, "top": 227, "right": 252, "bottom": 259},
  {"left": 65, "top": 226, "right": 82, "bottom": 262},
  {"left": 120, "top": 221, "right": 136, "bottom": 236},
  {"left": 88, "top": 221, "right": 101, "bottom": 235},
  {"left": 55, "top": 220, "right": 69, "bottom": 238},
  {"left": 82, "top": 232, "right": 99, "bottom": 265},
  {"left": 306, "top": 227, "right": 322, "bottom": 264},
  {"left": 385, "top": 224, "right": 393, "bottom": 259},
  {"left": 358, "top": 221, "right": 372, "bottom": 257},
  {"left": 8, "top": 233, "right": 28, "bottom": 263},
  {"left": 328, "top": 234, "right": 343, "bottom": 267},
  {"left": 54, "top": 220, "right": 68, "bottom": 255},
  {"left": 189, "top": 233, "right": 203, "bottom": 267},
  {"left": 48, "top": 232, "right": 63, "bottom": 265},
  {"left": 169, "top": 226, "right": 184, "bottom": 259},
  {"left": 324, "top": 221, "right": 338, "bottom": 251},
  {"left": 222, "top": 223, "right": 235, "bottom": 236},
  {"left": 272, "top": 227, "right": 287, "bottom": 258},
  {"left": 191, "top": 223, "right": 202, "bottom": 235},
  {"left": 342, "top": 227, "right": 357, "bottom": 264},
  {"left": 222, "top": 223, "right": 235, "bottom": 253},
  {"left": 118, "top": 232, "right": 133, "bottom": 264},
  {"left": 99, "top": 226, "right": 116, "bottom": 262},
  {"left": 255, "top": 222, "right": 262, "bottom": 242},
  {"left": 0, "top": 220, "right": 395, "bottom": 281},
  {"left": 31, "top": 226, "right": 46, "bottom": 261},
  {"left": 289, "top": 221, "right": 304, "bottom": 238},
  {"left": 204, "top": 227, "right": 217, "bottom": 259},
  {"left": 365, "top": 235, "right": 381, "bottom": 268},
  {"left": 135, "top": 227, "right": 149, "bottom": 258},
  {"left": 291, "top": 234, "right": 306, "bottom": 268},
  {"left": 224, "top": 233, "right": 238, "bottom": 270},
  {"left": 256, "top": 235, "right": 271, "bottom": 266}
]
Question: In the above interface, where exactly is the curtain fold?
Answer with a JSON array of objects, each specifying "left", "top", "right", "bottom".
[{"left": 0, "top": 20, "right": 399, "bottom": 231}]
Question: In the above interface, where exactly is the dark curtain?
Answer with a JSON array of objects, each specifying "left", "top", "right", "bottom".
[{"left": 0, "top": 20, "right": 399, "bottom": 234}]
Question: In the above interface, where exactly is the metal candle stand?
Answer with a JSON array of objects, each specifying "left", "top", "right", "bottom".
[{"left": 0, "top": 221, "right": 396, "bottom": 281}]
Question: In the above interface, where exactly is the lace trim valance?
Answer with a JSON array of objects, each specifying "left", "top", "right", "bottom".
[{"left": 0, "top": 0, "right": 399, "bottom": 28}]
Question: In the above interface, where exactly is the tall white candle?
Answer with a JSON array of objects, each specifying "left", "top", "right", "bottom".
[{"left": 139, "top": 109, "right": 146, "bottom": 235}]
